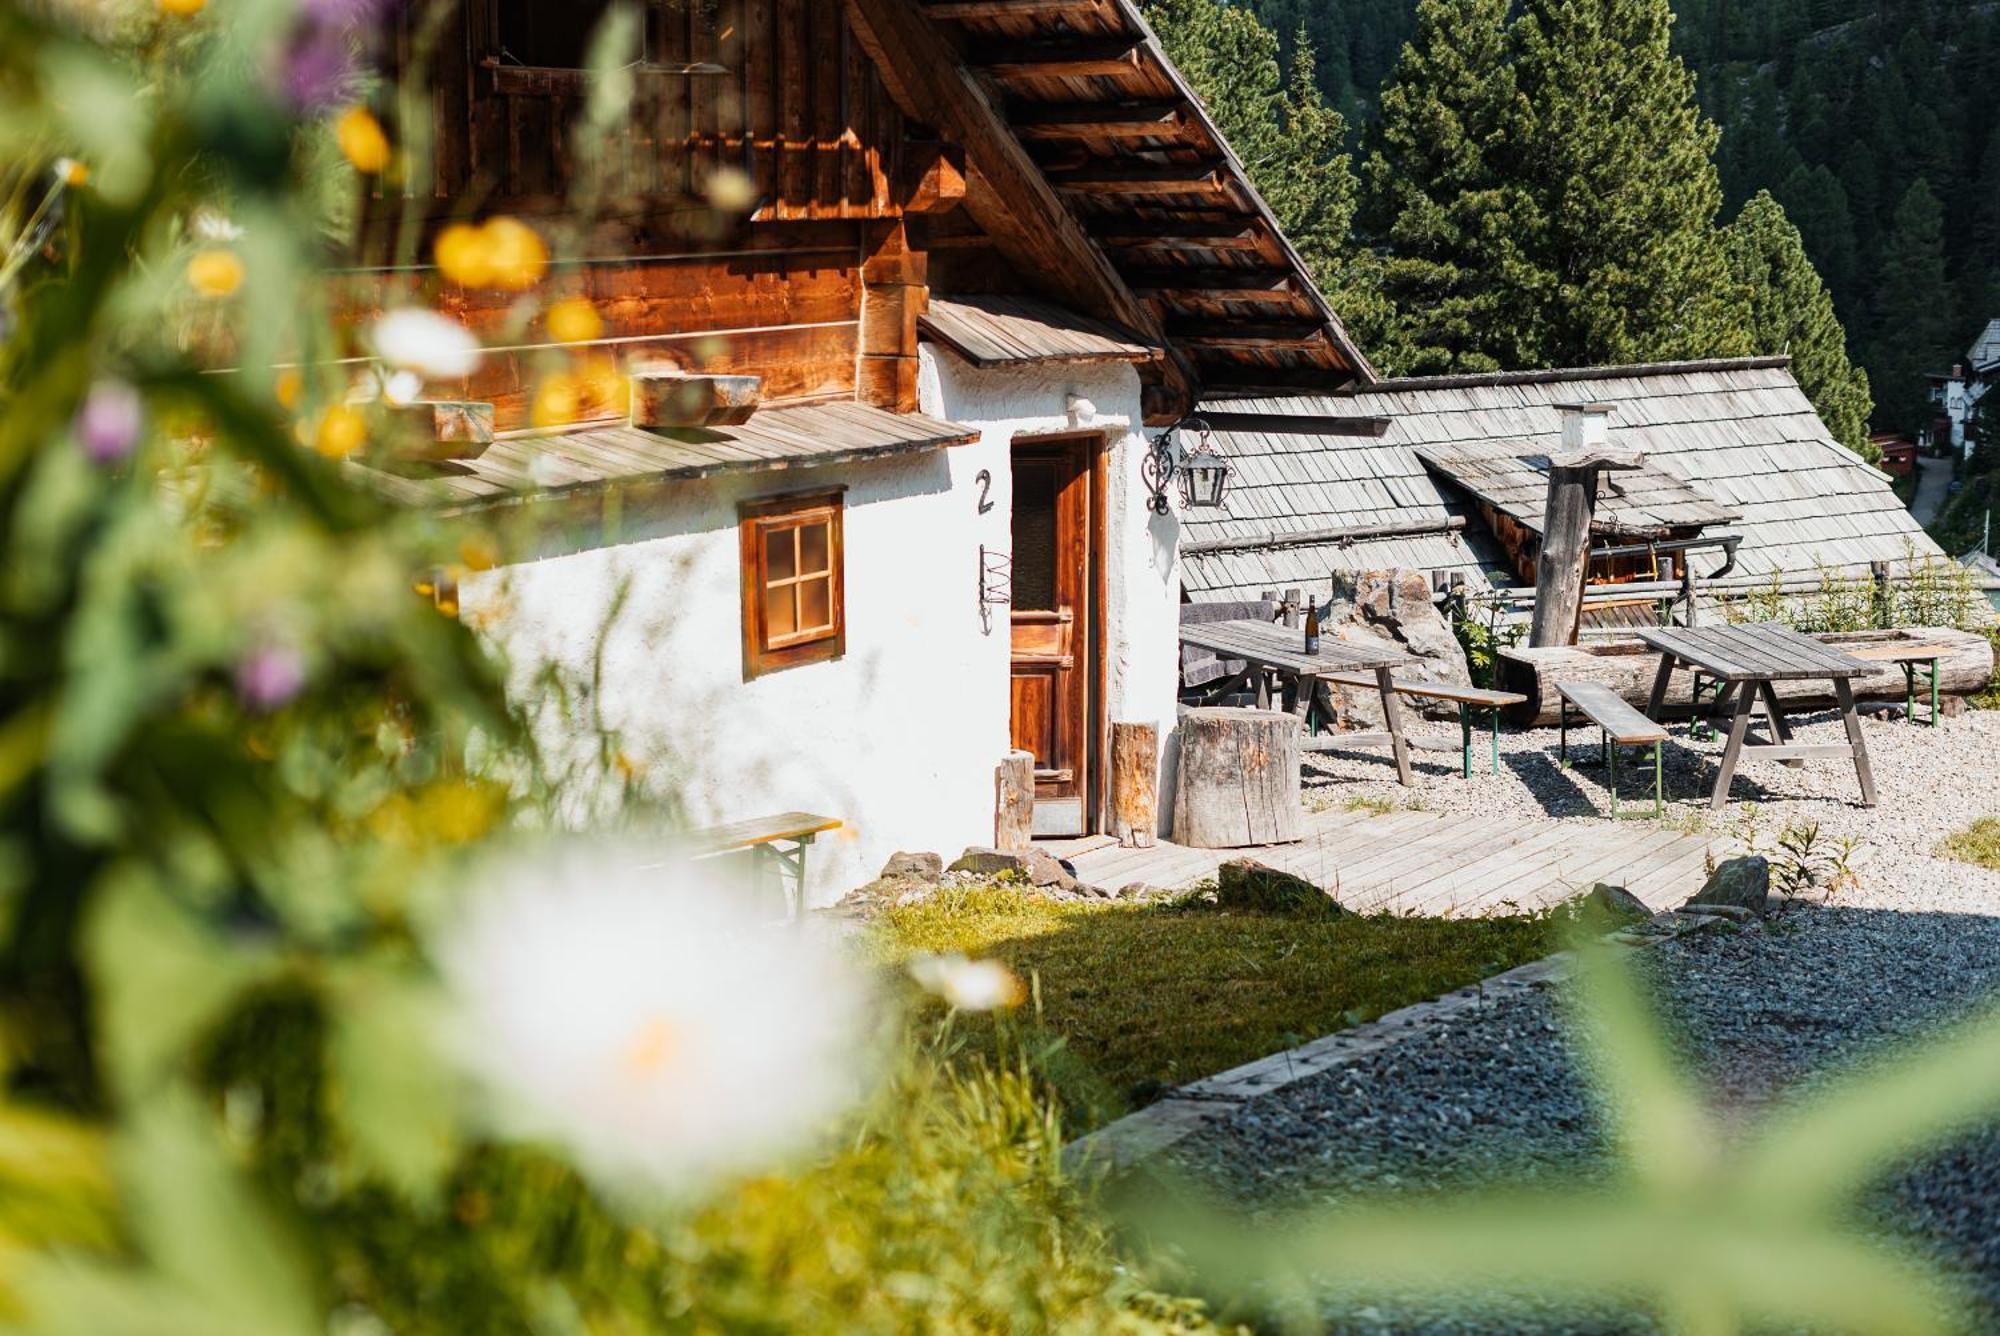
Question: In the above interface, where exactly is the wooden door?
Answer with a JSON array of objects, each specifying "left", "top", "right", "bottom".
[{"left": 1009, "top": 436, "right": 1102, "bottom": 837}]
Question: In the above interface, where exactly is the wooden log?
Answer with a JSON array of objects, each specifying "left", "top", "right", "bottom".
[
  {"left": 995, "top": 749, "right": 1034, "bottom": 851},
  {"left": 629, "top": 367, "right": 762, "bottom": 428},
  {"left": 1170, "top": 708, "right": 1301, "bottom": 849},
  {"left": 1530, "top": 405, "right": 1639, "bottom": 648},
  {"left": 1109, "top": 722, "right": 1159, "bottom": 849},
  {"left": 1498, "top": 627, "right": 1996, "bottom": 727}
]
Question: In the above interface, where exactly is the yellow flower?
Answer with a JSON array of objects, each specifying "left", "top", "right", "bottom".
[
  {"left": 482, "top": 217, "right": 547, "bottom": 290},
  {"left": 158, "top": 0, "right": 205, "bottom": 15},
  {"left": 186, "top": 249, "right": 244, "bottom": 299},
  {"left": 273, "top": 368, "right": 303, "bottom": 409},
  {"left": 704, "top": 166, "right": 757, "bottom": 212},
  {"left": 576, "top": 355, "right": 627, "bottom": 418},
  {"left": 335, "top": 106, "right": 391, "bottom": 175},
  {"left": 313, "top": 404, "right": 367, "bottom": 458},
  {"left": 433, "top": 217, "right": 548, "bottom": 291},
  {"left": 530, "top": 373, "right": 580, "bottom": 429},
  {"left": 433, "top": 223, "right": 493, "bottom": 288},
  {"left": 545, "top": 297, "right": 603, "bottom": 344},
  {"left": 54, "top": 158, "right": 88, "bottom": 187},
  {"left": 458, "top": 533, "right": 500, "bottom": 571}
]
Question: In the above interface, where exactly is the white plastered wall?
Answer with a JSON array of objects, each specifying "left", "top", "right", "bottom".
[
  {"left": 916, "top": 344, "right": 1185, "bottom": 841},
  {"left": 457, "top": 347, "right": 1185, "bottom": 907}
]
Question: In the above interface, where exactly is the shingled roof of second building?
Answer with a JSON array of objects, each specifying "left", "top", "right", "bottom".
[{"left": 1182, "top": 357, "right": 1939, "bottom": 602}]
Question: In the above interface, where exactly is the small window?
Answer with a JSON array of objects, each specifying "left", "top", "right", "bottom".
[
  {"left": 740, "top": 489, "right": 845, "bottom": 679},
  {"left": 495, "top": 0, "right": 617, "bottom": 69}
]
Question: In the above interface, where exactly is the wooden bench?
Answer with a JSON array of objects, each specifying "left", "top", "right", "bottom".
[
  {"left": 1556, "top": 681, "right": 1669, "bottom": 818},
  {"left": 685, "top": 811, "right": 842, "bottom": 918},
  {"left": 1839, "top": 641, "right": 1952, "bottom": 727},
  {"left": 1314, "top": 673, "right": 1528, "bottom": 778}
]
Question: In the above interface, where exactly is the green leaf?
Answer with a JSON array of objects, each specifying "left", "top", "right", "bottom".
[{"left": 328, "top": 966, "right": 459, "bottom": 1202}]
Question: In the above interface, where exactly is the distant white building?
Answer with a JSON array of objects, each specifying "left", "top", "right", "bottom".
[{"left": 1929, "top": 318, "right": 2000, "bottom": 455}]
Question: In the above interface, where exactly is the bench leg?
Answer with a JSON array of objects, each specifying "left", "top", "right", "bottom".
[
  {"left": 1834, "top": 677, "right": 1877, "bottom": 808},
  {"left": 1560, "top": 700, "right": 1569, "bottom": 768},
  {"left": 1929, "top": 659, "right": 1940, "bottom": 727},
  {"left": 1710, "top": 686, "right": 1758, "bottom": 810},
  {"left": 1460, "top": 702, "right": 1472, "bottom": 779},
  {"left": 1653, "top": 740, "right": 1663, "bottom": 818},
  {"left": 1490, "top": 707, "right": 1501, "bottom": 776},
  {"left": 752, "top": 836, "right": 813, "bottom": 921},
  {"left": 1608, "top": 738, "right": 1619, "bottom": 818},
  {"left": 1377, "top": 665, "right": 1414, "bottom": 786},
  {"left": 1645, "top": 650, "right": 1677, "bottom": 720}
]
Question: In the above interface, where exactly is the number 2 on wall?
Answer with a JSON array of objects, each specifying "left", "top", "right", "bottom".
[{"left": 975, "top": 468, "right": 995, "bottom": 515}]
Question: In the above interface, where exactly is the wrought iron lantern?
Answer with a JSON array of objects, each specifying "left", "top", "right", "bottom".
[
  {"left": 1141, "top": 417, "right": 1231, "bottom": 514},
  {"left": 1175, "top": 418, "right": 1230, "bottom": 509}
]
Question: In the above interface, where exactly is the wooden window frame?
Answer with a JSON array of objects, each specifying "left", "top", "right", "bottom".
[{"left": 740, "top": 487, "right": 846, "bottom": 680}]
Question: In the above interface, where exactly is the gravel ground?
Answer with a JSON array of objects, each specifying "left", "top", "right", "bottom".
[{"left": 1161, "top": 711, "right": 2000, "bottom": 1331}]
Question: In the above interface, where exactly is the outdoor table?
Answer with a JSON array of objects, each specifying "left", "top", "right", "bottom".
[
  {"left": 1635, "top": 623, "right": 1877, "bottom": 810},
  {"left": 1177, "top": 618, "right": 1421, "bottom": 784}
]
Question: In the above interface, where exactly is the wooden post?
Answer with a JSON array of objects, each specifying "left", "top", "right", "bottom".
[
  {"left": 1171, "top": 708, "right": 1302, "bottom": 848},
  {"left": 995, "top": 749, "right": 1033, "bottom": 850},
  {"left": 1870, "top": 560, "right": 1892, "bottom": 628},
  {"left": 1529, "top": 404, "right": 1640, "bottom": 648},
  {"left": 1109, "top": 722, "right": 1158, "bottom": 848}
]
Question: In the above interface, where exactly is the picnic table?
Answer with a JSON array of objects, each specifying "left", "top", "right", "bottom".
[
  {"left": 1177, "top": 618, "right": 1421, "bottom": 784},
  {"left": 1635, "top": 623, "right": 1876, "bottom": 810}
]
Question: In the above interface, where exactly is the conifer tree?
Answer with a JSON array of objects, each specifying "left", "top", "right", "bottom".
[
  {"left": 1869, "top": 178, "right": 1956, "bottom": 434},
  {"left": 1507, "top": 0, "right": 1750, "bottom": 367},
  {"left": 1143, "top": 0, "right": 1388, "bottom": 361},
  {"left": 1360, "top": 0, "right": 1538, "bottom": 374},
  {"left": 1722, "top": 191, "right": 1876, "bottom": 460}
]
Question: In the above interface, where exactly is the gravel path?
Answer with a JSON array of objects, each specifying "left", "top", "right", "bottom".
[{"left": 1162, "top": 711, "right": 2000, "bottom": 1330}]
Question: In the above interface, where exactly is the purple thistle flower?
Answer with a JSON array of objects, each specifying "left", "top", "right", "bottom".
[
  {"left": 236, "top": 644, "right": 307, "bottom": 712},
  {"left": 75, "top": 380, "right": 143, "bottom": 466},
  {"left": 276, "top": 30, "right": 357, "bottom": 111}
]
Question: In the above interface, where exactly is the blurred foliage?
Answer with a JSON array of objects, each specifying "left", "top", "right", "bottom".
[
  {"left": 0, "top": 3, "right": 1220, "bottom": 1330},
  {"left": 1728, "top": 548, "right": 1989, "bottom": 633}
]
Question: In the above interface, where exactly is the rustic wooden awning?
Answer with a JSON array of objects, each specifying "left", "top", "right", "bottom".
[
  {"left": 352, "top": 401, "right": 978, "bottom": 507},
  {"left": 1414, "top": 444, "right": 1740, "bottom": 539},
  {"left": 921, "top": 293, "right": 1161, "bottom": 367}
]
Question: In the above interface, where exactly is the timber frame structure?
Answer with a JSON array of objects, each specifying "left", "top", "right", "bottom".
[{"left": 352, "top": 0, "right": 1372, "bottom": 453}]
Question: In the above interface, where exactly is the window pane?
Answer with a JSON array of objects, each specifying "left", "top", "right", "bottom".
[
  {"left": 764, "top": 525, "right": 796, "bottom": 582},
  {"left": 1011, "top": 463, "right": 1058, "bottom": 611},
  {"left": 798, "top": 519, "right": 830, "bottom": 575},
  {"left": 497, "top": 0, "right": 615, "bottom": 68},
  {"left": 799, "top": 575, "right": 832, "bottom": 632},
  {"left": 764, "top": 582, "right": 796, "bottom": 640}
]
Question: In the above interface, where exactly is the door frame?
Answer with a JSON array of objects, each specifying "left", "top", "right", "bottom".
[{"left": 1008, "top": 429, "right": 1110, "bottom": 835}]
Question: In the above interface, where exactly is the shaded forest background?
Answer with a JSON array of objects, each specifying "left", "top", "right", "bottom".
[{"left": 1148, "top": 0, "right": 1995, "bottom": 450}]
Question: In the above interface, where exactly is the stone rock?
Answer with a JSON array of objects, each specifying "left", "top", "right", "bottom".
[
  {"left": 1940, "top": 692, "right": 1969, "bottom": 718},
  {"left": 880, "top": 850, "right": 943, "bottom": 881},
  {"left": 1320, "top": 569, "right": 1473, "bottom": 726},
  {"left": 949, "top": 845, "right": 1068, "bottom": 886},
  {"left": 1117, "top": 882, "right": 1174, "bottom": 901},
  {"left": 1579, "top": 882, "right": 1652, "bottom": 924},
  {"left": 1682, "top": 855, "right": 1771, "bottom": 916},
  {"left": 1216, "top": 858, "right": 1342, "bottom": 914},
  {"left": 1678, "top": 901, "right": 1756, "bottom": 922}
]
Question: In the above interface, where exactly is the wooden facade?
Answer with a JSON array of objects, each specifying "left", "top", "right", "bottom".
[{"left": 354, "top": 0, "right": 1369, "bottom": 439}]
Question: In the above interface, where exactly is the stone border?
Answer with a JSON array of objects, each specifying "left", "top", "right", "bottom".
[{"left": 1063, "top": 953, "right": 1574, "bottom": 1174}]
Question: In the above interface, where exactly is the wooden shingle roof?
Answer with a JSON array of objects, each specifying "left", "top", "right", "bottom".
[
  {"left": 920, "top": 293, "right": 1160, "bottom": 367},
  {"left": 863, "top": 0, "right": 1372, "bottom": 397},
  {"left": 1181, "top": 358, "right": 1940, "bottom": 602},
  {"left": 1414, "top": 444, "right": 1740, "bottom": 537},
  {"left": 353, "top": 400, "right": 977, "bottom": 508}
]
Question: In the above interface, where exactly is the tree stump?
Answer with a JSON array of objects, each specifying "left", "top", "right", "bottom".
[
  {"left": 994, "top": 750, "right": 1034, "bottom": 851},
  {"left": 1109, "top": 721, "right": 1158, "bottom": 849},
  {"left": 1171, "top": 708, "right": 1301, "bottom": 849}
]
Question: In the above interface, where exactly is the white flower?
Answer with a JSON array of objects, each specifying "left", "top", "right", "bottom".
[
  {"left": 369, "top": 308, "right": 482, "bottom": 379},
  {"left": 906, "top": 952, "right": 1027, "bottom": 1011},
  {"left": 190, "top": 207, "right": 244, "bottom": 241},
  {"left": 432, "top": 843, "right": 876, "bottom": 1196},
  {"left": 378, "top": 369, "right": 424, "bottom": 405}
]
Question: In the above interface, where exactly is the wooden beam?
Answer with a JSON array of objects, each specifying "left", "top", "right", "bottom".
[
  {"left": 1100, "top": 228, "right": 1265, "bottom": 253},
  {"left": 1126, "top": 267, "right": 1293, "bottom": 291},
  {"left": 977, "top": 38, "right": 1145, "bottom": 80},
  {"left": 1193, "top": 410, "right": 1393, "bottom": 437},
  {"left": 1009, "top": 101, "right": 1187, "bottom": 139},
  {"left": 843, "top": 0, "right": 1195, "bottom": 421},
  {"left": 1166, "top": 318, "right": 1325, "bottom": 345},
  {"left": 924, "top": 0, "right": 1095, "bottom": 16},
  {"left": 1181, "top": 515, "right": 1467, "bottom": 557},
  {"left": 1048, "top": 161, "right": 1229, "bottom": 196}
]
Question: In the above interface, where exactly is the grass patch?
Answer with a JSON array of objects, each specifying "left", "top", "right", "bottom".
[
  {"left": 1939, "top": 817, "right": 2000, "bottom": 869},
  {"left": 868, "top": 886, "right": 1569, "bottom": 1132}
]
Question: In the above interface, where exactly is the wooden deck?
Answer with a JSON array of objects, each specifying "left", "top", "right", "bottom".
[{"left": 1058, "top": 809, "right": 1716, "bottom": 917}]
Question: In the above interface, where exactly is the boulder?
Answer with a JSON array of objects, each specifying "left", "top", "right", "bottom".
[
  {"left": 1216, "top": 858, "right": 1342, "bottom": 914},
  {"left": 880, "top": 851, "right": 944, "bottom": 881},
  {"left": 1579, "top": 882, "right": 1652, "bottom": 924},
  {"left": 1320, "top": 569, "right": 1473, "bottom": 726},
  {"left": 949, "top": 845, "right": 1072, "bottom": 889},
  {"left": 1682, "top": 856, "right": 1771, "bottom": 917}
]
